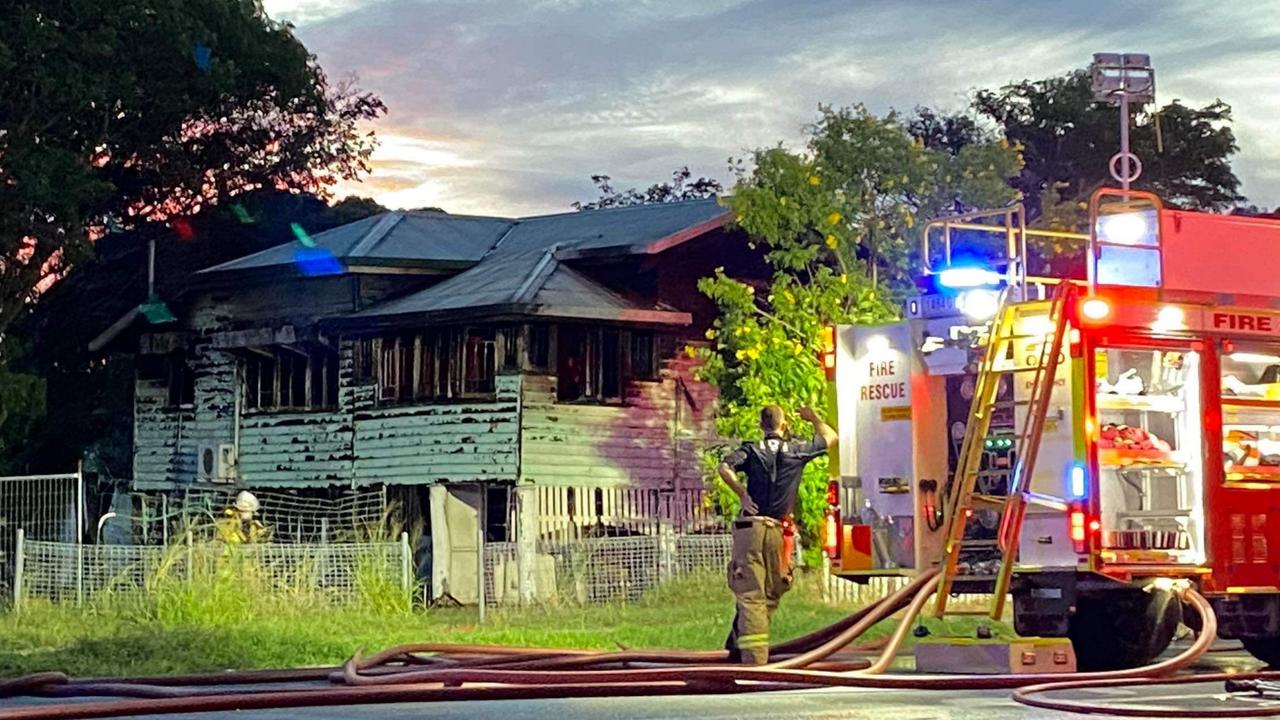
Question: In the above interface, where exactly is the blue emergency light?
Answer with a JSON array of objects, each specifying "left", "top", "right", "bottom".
[
  {"left": 938, "top": 265, "right": 1002, "bottom": 289},
  {"left": 1069, "top": 464, "right": 1087, "bottom": 498}
]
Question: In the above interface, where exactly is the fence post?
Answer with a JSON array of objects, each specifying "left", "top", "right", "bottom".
[
  {"left": 75, "top": 464, "right": 85, "bottom": 607},
  {"left": 13, "top": 528, "right": 24, "bottom": 612},
  {"left": 399, "top": 531, "right": 410, "bottom": 598},
  {"left": 657, "top": 520, "right": 675, "bottom": 584},
  {"left": 477, "top": 488, "right": 486, "bottom": 624},
  {"left": 185, "top": 532, "right": 194, "bottom": 585}
]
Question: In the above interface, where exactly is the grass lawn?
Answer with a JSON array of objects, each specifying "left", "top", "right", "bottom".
[{"left": 0, "top": 572, "right": 1004, "bottom": 678}]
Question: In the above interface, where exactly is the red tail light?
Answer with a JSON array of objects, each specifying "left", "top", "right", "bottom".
[
  {"left": 1069, "top": 502, "right": 1098, "bottom": 554},
  {"left": 826, "top": 480, "right": 840, "bottom": 507},
  {"left": 1069, "top": 510, "right": 1086, "bottom": 552}
]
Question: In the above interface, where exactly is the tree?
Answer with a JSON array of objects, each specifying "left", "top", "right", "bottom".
[
  {"left": 573, "top": 167, "right": 723, "bottom": 210},
  {"left": 697, "top": 105, "right": 1021, "bottom": 552},
  {"left": 969, "top": 70, "right": 1243, "bottom": 214},
  {"left": 0, "top": 0, "right": 386, "bottom": 339}
]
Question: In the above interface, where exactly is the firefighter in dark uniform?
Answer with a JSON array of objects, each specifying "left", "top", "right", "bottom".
[{"left": 718, "top": 404, "right": 837, "bottom": 664}]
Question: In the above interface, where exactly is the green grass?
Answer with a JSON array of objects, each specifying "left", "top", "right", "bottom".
[{"left": 0, "top": 570, "right": 1007, "bottom": 678}]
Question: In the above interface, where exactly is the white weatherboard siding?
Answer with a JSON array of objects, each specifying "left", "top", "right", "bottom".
[{"left": 352, "top": 375, "right": 521, "bottom": 485}]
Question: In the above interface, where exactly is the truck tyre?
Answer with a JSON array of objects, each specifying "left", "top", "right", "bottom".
[
  {"left": 1241, "top": 637, "right": 1280, "bottom": 667},
  {"left": 1068, "top": 589, "right": 1181, "bottom": 670}
]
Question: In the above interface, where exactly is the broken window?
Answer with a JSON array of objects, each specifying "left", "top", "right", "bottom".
[
  {"left": 527, "top": 324, "right": 551, "bottom": 370},
  {"left": 462, "top": 327, "right": 497, "bottom": 396},
  {"left": 138, "top": 352, "right": 195, "bottom": 409},
  {"left": 630, "top": 331, "right": 658, "bottom": 380},
  {"left": 557, "top": 326, "right": 630, "bottom": 403},
  {"left": 243, "top": 346, "right": 339, "bottom": 412},
  {"left": 375, "top": 326, "right": 504, "bottom": 404}
]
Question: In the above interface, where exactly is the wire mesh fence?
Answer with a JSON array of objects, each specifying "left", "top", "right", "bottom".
[
  {"left": 0, "top": 473, "right": 81, "bottom": 601},
  {"left": 127, "top": 487, "right": 390, "bottom": 545},
  {"left": 481, "top": 533, "right": 990, "bottom": 610},
  {"left": 16, "top": 536, "right": 411, "bottom": 607}
]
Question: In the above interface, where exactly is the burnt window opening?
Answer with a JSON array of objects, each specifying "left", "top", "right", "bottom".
[
  {"left": 243, "top": 346, "right": 339, "bottom": 412},
  {"left": 353, "top": 338, "right": 375, "bottom": 382},
  {"left": 556, "top": 326, "right": 657, "bottom": 404},
  {"left": 526, "top": 324, "right": 552, "bottom": 370},
  {"left": 138, "top": 352, "right": 194, "bottom": 409},
  {"left": 462, "top": 327, "right": 497, "bottom": 396},
  {"left": 630, "top": 331, "right": 658, "bottom": 380},
  {"left": 375, "top": 327, "right": 506, "bottom": 404},
  {"left": 500, "top": 325, "right": 519, "bottom": 372}
]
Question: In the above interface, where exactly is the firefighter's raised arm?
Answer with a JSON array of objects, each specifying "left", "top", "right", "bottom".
[
  {"left": 797, "top": 406, "right": 837, "bottom": 450},
  {"left": 718, "top": 449, "right": 758, "bottom": 516}
]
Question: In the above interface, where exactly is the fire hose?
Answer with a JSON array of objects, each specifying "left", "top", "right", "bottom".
[{"left": 0, "top": 569, "right": 1254, "bottom": 719}]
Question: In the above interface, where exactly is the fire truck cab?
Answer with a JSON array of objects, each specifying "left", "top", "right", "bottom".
[{"left": 825, "top": 188, "right": 1280, "bottom": 669}]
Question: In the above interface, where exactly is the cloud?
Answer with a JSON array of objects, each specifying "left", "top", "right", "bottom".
[{"left": 289, "top": 0, "right": 1280, "bottom": 214}]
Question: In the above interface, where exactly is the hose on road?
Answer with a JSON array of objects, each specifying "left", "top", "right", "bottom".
[{"left": 0, "top": 571, "right": 1232, "bottom": 719}]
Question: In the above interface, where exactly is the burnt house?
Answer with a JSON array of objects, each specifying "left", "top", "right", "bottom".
[{"left": 95, "top": 199, "right": 760, "bottom": 602}]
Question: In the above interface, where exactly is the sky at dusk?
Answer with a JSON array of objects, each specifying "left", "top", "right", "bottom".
[{"left": 262, "top": 0, "right": 1280, "bottom": 216}]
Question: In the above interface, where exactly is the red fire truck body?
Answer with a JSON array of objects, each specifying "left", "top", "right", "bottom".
[{"left": 825, "top": 191, "right": 1280, "bottom": 668}]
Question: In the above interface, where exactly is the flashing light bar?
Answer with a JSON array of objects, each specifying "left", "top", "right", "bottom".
[{"left": 938, "top": 266, "right": 1002, "bottom": 289}]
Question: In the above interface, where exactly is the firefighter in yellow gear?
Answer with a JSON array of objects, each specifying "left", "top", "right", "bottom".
[
  {"left": 718, "top": 405, "right": 837, "bottom": 664},
  {"left": 216, "top": 490, "right": 270, "bottom": 544}
]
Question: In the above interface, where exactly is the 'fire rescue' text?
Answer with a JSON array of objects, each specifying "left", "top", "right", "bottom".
[{"left": 861, "top": 360, "right": 907, "bottom": 401}]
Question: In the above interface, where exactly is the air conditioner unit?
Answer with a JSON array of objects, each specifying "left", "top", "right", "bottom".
[{"left": 197, "top": 443, "right": 238, "bottom": 483}]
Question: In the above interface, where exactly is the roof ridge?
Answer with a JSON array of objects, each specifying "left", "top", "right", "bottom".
[
  {"left": 511, "top": 245, "right": 560, "bottom": 304},
  {"left": 347, "top": 212, "right": 405, "bottom": 257},
  {"left": 515, "top": 195, "right": 723, "bottom": 222}
]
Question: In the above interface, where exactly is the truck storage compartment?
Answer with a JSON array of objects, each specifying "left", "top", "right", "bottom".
[{"left": 1094, "top": 346, "right": 1205, "bottom": 564}]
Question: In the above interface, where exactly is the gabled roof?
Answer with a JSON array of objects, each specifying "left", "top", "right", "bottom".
[{"left": 199, "top": 211, "right": 514, "bottom": 274}]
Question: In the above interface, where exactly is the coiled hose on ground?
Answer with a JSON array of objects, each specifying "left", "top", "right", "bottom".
[{"left": 0, "top": 570, "right": 1249, "bottom": 719}]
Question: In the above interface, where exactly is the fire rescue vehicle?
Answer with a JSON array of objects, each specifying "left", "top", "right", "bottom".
[{"left": 823, "top": 187, "right": 1280, "bottom": 670}]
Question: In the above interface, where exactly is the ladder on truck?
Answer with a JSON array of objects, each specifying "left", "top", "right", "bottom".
[{"left": 934, "top": 282, "right": 1074, "bottom": 619}]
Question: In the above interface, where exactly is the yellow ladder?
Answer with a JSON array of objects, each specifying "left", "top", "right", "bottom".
[{"left": 934, "top": 283, "right": 1074, "bottom": 619}]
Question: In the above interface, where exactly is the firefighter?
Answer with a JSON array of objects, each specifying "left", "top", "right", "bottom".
[
  {"left": 216, "top": 490, "right": 269, "bottom": 544},
  {"left": 718, "top": 404, "right": 837, "bottom": 664}
]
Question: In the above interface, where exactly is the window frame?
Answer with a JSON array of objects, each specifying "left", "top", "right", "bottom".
[
  {"left": 241, "top": 345, "right": 340, "bottom": 414},
  {"left": 556, "top": 325, "right": 644, "bottom": 405}
]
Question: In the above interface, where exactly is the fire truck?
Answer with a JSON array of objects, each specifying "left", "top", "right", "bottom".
[{"left": 823, "top": 187, "right": 1280, "bottom": 670}]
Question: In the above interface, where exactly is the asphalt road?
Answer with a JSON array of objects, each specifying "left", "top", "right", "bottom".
[{"left": 4, "top": 644, "right": 1270, "bottom": 719}]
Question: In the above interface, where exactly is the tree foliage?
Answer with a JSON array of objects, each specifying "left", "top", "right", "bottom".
[
  {"left": 697, "top": 105, "right": 1022, "bottom": 547},
  {"left": 0, "top": 0, "right": 386, "bottom": 339},
  {"left": 970, "top": 70, "right": 1243, "bottom": 214},
  {"left": 573, "top": 167, "right": 722, "bottom": 210}
]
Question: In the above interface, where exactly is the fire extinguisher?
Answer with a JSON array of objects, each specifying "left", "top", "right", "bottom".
[{"left": 781, "top": 516, "right": 796, "bottom": 575}]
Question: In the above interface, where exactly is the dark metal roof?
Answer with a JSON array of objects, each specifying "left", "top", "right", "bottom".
[
  {"left": 337, "top": 245, "right": 691, "bottom": 328},
  {"left": 201, "top": 198, "right": 729, "bottom": 327},
  {"left": 199, "top": 198, "right": 729, "bottom": 274},
  {"left": 199, "top": 211, "right": 514, "bottom": 274}
]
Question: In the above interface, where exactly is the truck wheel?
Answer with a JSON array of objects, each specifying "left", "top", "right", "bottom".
[
  {"left": 1068, "top": 589, "right": 1181, "bottom": 670},
  {"left": 1242, "top": 637, "right": 1280, "bottom": 667}
]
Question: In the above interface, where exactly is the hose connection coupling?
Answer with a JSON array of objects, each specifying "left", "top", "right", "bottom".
[{"left": 1146, "top": 577, "right": 1192, "bottom": 598}]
